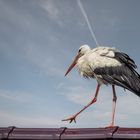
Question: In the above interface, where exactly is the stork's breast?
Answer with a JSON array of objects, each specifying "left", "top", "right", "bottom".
[{"left": 76, "top": 59, "right": 95, "bottom": 78}]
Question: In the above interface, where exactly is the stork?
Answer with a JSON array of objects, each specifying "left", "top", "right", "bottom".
[{"left": 62, "top": 44, "right": 140, "bottom": 126}]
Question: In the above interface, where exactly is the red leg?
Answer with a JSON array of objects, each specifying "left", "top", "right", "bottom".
[
  {"left": 107, "top": 85, "right": 117, "bottom": 127},
  {"left": 62, "top": 84, "right": 100, "bottom": 123}
]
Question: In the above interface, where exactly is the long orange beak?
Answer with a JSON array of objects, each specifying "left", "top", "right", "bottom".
[{"left": 65, "top": 53, "right": 81, "bottom": 76}]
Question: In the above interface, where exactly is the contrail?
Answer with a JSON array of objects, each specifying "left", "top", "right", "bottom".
[{"left": 77, "top": 0, "right": 99, "bottom": 46}]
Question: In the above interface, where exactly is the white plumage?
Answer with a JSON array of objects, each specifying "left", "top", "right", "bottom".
[{"left": 77, "top": 45, "right": 122, "bottom": 84}]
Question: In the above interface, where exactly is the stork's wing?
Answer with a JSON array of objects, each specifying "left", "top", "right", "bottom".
[
  {"left": 93, "top": 47, "right": 137, "bottom": 70},
  {"left": 114, "top": 52, "right": 137, "bottom": 69},
  {"left": 94, "top": 51, "right": 140, "bottom": 97},
  {"left": 94, "top": 48, "right": 138, "bottom": 75},
  {"left": 92, "top": 47, "right": 116, "bottom": 57}
]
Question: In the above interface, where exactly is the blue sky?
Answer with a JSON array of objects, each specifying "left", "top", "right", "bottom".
[{"left": 0, "top": 0, "right": 140, "bottom": 128}]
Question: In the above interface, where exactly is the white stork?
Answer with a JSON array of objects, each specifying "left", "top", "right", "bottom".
[{"left": 62, "top": 44, "right": 140, "bottom": 126}]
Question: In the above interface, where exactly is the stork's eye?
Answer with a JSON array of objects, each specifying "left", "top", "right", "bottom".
[{"left": 78, "top": 49, "right": 81, "bottom": 53}]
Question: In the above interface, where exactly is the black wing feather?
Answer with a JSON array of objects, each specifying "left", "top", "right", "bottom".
[
  {"left": 115, "top": 52, "right": 137, "bottom": 69},
  {"left": 94, "top": 52, "right": 140, "bottom": 97}
]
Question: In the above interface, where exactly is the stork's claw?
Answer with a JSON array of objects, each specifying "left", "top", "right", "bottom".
[{"left": 62, "top": 116, "right": 77, "bottom": 123}]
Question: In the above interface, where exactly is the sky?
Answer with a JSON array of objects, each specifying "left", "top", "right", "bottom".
[{"left": 0, "top": 0, "right": 140, "bottom": 128}]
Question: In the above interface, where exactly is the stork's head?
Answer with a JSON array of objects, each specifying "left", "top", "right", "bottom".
[
  {"left": 78, "top": 44, "right": 91, "bottom": 55},
  {"left": 65, "top": 45, "right": 91, "bottom": 76}
]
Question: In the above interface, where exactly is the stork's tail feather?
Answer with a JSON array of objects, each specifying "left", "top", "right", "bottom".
[
  {"left": 128, "top": 73, "right": 140, "bottom": 97},
  {"left": 114, "top": 52, "right": 140, "bottom": 96},
  {"left": 115, "top": 68, "right": 140, "bottom": 97}
]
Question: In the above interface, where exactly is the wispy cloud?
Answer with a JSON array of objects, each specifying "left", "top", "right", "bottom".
[
  {"left": 41, "top": 1, "right": 59, "bottom": 18},
  {"left": 39, "top": 0, "right": 64, "bottom": 27},
  {"left": 60, "top": 84, "right": 114, "bottom": 105},
  {"left": 0, "top": 110, "right": 62, "bottom": 127},
  {"left": 60, "top": 85, "right": 93, "bottom": 105},
  {"left": 0, "top": 89, "right": 37, "bottom": 103},
  {"left": 24, "top": 44, "right": 65, "bottom": 77}
]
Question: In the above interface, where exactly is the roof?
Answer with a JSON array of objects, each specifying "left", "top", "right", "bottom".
[{"left": 1, "top": 126, "right": 140, "bottom": 139}]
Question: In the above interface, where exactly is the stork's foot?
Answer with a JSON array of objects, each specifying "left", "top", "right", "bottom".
[
  {"left": 105, "top": 123, "right": 115, "bottom": 128},
  {"left": 62, "top": 115, "right": 77, "bottom": 123}
]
